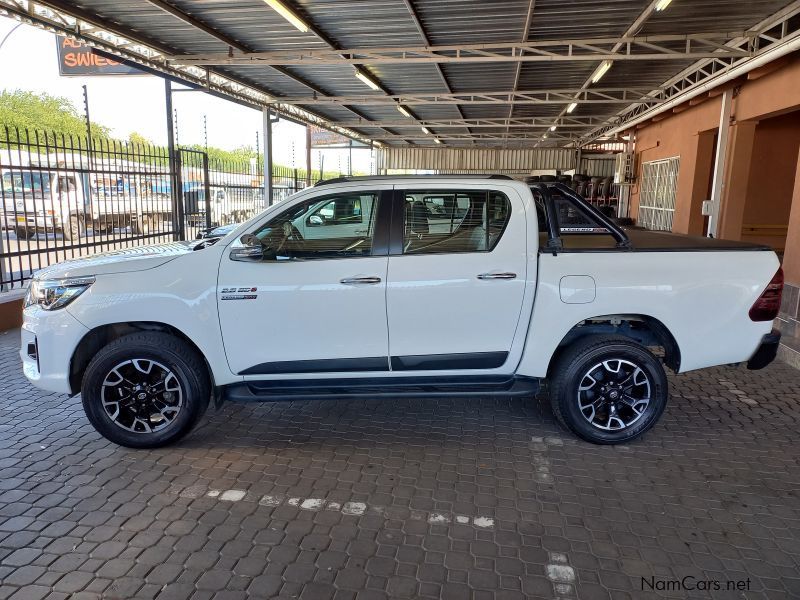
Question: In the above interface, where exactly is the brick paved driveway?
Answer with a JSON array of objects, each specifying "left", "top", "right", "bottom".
[{"left": 0, "top": 328, "right": 799, "bottom": 600}]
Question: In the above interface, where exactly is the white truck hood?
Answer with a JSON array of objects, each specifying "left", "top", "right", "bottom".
[{"left": 33, "top": 242, "right": 196, "bottom": 280}]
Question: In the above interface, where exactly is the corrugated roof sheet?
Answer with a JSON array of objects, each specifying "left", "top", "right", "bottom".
[{"left": 59, "top": 0, "right": 798, "bottom": 148}]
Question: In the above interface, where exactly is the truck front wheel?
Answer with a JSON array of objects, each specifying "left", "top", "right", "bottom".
[
  {"left": 81, "top": 332, "right": 210, "bottom": 448},
  {"left": 548, "top": 336, "right": 668, "bottom": 444}
]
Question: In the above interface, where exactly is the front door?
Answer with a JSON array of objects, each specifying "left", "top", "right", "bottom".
[
  {"left": 386, "top": 185, "right": 529, "bottom": 372},
  {"left": 218, "top": 187, "right": 391, "bottom": 376}
]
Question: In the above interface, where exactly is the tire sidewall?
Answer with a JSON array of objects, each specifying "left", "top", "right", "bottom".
[
  {"left": 82, "top": 339, "right": 207, "bottom": 448},
  {"left": 557, "top": 342, "right": 668, "bottom": 444}
]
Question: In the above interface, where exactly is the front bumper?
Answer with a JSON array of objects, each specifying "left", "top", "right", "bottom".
[
  {"left": 20, "top": 306, "right": 89, "bottom": 394},
  {"left": 747, "top": 328, "right": 781, "bottom": 370}
]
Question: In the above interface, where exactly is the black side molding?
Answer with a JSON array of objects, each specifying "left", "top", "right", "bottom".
[
  {"left": 223, "top": 374, "right": 540, "bottom": 402},
  {"left": 747, "top": 329, "right": 781, "bottom": 370},
  {"left": 240, "top": 357, "right": 388, "bottom": 375},
  {"left": 390, "top": 352, "right": 508, "bottom": 371}
]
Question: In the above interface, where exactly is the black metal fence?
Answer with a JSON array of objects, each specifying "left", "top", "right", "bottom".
[{"left": 0, "top": 127, "right": 319, "bottom": 291}]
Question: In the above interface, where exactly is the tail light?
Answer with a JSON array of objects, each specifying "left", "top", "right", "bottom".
[{"left": 749, "top": 267, "right": 783, "bottom": 321}]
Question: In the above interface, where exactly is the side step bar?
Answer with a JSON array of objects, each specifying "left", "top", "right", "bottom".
[{"left": 222, "top": 375, "right": 541, "bottom": 402}]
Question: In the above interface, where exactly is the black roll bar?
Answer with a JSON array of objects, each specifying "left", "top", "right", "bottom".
[{"left": 530, "top": 182, "right": 632, "bottom": 250}]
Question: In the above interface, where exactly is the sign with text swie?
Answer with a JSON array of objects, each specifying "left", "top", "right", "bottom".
[{"left": 56, "top": 36, "right": 142, "bottom": 76}]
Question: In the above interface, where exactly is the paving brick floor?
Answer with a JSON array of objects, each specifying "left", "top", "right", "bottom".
[{"left": 0, "top": 327, "right": 799, "bottom": 599}]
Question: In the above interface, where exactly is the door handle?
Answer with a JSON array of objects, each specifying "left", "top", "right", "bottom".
[
  {"left": 477, "top": 272, "right": 517, "bottom": 280},
  {"left": 340, "top": 276, "right": 382, "bottom": 285}
]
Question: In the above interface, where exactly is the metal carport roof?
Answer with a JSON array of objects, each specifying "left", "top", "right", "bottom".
[{"left": 2, "top": 0, "right": 800, "bottom": 149}]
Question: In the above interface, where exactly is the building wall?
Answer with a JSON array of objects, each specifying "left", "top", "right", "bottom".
[
  {"left": 630, "top": 55, "right": 800, "bottom": 287},
  {"left": 740, "top": 114, "right": 800, "bottom": 249},
  {"left": 629, "top": 100, "right": 721, "bottom": 236}
]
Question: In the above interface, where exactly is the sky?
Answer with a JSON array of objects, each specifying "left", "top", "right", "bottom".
[{"left": 0, "top": 16, "right": 374, "bottom": 174}]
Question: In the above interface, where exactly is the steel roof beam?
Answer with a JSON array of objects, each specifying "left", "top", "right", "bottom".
[
  {"left": 506, "top": 0, "right": 537, "bottom": 138},
  {"left": 141, "top": 0, "right": 403, "bottom": 143},
  {"left": 580, "top": 0, "right": 800, "bottom": 143},
  {"left": 167, "top": 33, "right": 753, "bottom": 66},
  {"left": 4, "top": 0, "right": 382, "bottom": 146},
  {"left": 272, "top": 87, "right": 662, "bottom": 106},
  {"left": 401, "top": 0, "right": 471, "bottom": 142},
  {"left": 333, "top": 119, "right": 606, "bottom": 129}
]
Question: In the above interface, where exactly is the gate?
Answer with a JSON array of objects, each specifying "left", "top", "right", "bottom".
[
  {"left": 175, "top": 148, "right": 211, "bottom": 240},
  {"left": 638, "top": 157, "right": 680, "bottom": 231}
]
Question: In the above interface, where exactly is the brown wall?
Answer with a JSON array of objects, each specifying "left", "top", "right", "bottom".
[
  {"left": 739, "top": 113, "right": 800, "bottom": 249},
  {"left": 630, "top": 100, "right": 720, "bottom": 235},
  {"left": 631, "top": 55, "right": 800, "bottom": 285},
  {"left": 0, "top": 298, "right": 23, "bottom": 331},
  {"left": 783, "top": 151, "right": 800, "bottom": 286}
]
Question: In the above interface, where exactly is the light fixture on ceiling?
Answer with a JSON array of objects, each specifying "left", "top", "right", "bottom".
[
  {"left": 654, "top": 0, "right": 673, "bottom": 11},
  {"left": 591, "top": 60, "right": 613, "bottom": 84},
  {"left": 354, "top": 70, "right": 381, "bottom": 91},
  {"left": 543, "top": 133, "right": 549, "bottom": 139},
  {"left": 396, "top": 105, "right": 411, "bottom": 118},
  {"left": 550, "top": 125, "right": 557, "bottom": 132},
  {"left": 433, "top": 138, "right": 442, "bottom": 144},
  {"left": 263, "top": 0, "right": 309, "bottom": 32},
  {"left": 567, "top": 102, "right": 578, "bottom": 114},
  {"left": 421, "top": 126, "right": 431, "bottom": 134}
]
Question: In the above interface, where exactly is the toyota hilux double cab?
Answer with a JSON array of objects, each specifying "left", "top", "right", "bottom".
[{"left": 21, "top": 176, "right": 783, "bottom": 447}]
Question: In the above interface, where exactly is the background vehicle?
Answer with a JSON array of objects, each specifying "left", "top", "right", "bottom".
[
  {"left": 1, "top": 167, "right": 172, "bottom": 239},
  {"left": 20, "top": 176, "right": 782, "bottom": 448}
]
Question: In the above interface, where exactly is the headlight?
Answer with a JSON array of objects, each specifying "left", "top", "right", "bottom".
[{"left": 24, "top": 276, "right": 95, "bottom": 311}]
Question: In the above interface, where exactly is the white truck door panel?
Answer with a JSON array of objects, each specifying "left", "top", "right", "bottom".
[
  {"left": 386, "top": 186, "right": 529, "bottom": 370},
  {"left": 218, "top": 188, "right": 391, "bottom": 376}
]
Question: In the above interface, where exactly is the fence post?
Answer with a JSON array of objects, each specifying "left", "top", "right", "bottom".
[
  {"left": 164, "top": 79, "right": 182, "bottom": 241},
  {"left": 293, "top": 168, "right": 298, "bottom": 193},
  {"left": 174, "top": 150, "right": 185, "bottom": 241},
  {"left": 202, "top": 152, "right": 211, "bottom": 230}
]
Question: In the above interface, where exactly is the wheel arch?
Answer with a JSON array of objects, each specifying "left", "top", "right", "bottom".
[
  {"left": 69, "top": 321, "right": 213, "bottom": 395},
  {"left": 547, "top": 314, "right": 681, "bottom": 376}
]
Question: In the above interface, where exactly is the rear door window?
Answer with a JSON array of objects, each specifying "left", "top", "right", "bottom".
[{"left": 401, "top": 189, "right": 511, "bottom": 254}]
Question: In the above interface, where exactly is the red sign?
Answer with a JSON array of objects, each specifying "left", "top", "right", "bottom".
[{"left": 56, "top": 36, "right": 141, "bottom": 76}]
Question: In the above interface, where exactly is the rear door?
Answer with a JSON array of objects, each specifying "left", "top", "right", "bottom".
[{"left": 385, "top": 184, "right": 529, "bottom": 372}]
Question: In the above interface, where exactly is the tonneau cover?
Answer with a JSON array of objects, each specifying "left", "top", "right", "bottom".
[{"left": 539, "top": 229, "right": 772, "bottom": 252}]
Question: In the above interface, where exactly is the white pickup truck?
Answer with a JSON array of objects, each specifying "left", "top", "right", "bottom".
[{"left": 20, "top": 176, "right": 783, "bottom": 448}]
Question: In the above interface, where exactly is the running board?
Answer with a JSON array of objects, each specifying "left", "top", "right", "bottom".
[{"left": 223, "top": 375, "right": 540, "bottom": 402}]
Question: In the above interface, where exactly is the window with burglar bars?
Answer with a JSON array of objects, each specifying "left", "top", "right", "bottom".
[{"left": 637, "top": 157, "right": 680, "bottom": 232}]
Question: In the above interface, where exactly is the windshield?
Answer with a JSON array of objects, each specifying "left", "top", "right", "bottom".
[{"left": 1, "top": 171, "right": 51, "bottom": 195}]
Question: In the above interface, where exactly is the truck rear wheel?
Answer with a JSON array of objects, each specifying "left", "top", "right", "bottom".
[
  {"left": 548, "top": 335, "right": 668, "bottom": 444},
  {"left": 14, "top": 227, "right": 35, "bottom": 240},
  {"left": 63, "top": 215, "right": 83, "bottom": 241},
  {"left": 132, "top": 216, "right": 154, "bottom": 235},
  {"left": 81, "top": 332, "right": 210, "bottom": 448}
]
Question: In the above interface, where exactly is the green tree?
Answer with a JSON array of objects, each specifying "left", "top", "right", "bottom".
[
  {"left": 0, "top": 89, "right": 110, "bottom": 143},
  {"left": 128, "top": 131, "right": 152, "bottom": 146}
]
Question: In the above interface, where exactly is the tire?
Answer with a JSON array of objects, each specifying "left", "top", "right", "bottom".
[
  {"left": 548, "top": 335, "right": 668, "bottom": 444},
  {"left": 132, "top": 216, "right": 153, "bottom": 235},
  {"left": 81, "top": 331, "right": 211, "bottom": 448},
  {"left": 14, "top": 226, "right": 35, "bottom": 240},
  {"left": 63, "top": 215, "right": 83, "bottom": 241}
]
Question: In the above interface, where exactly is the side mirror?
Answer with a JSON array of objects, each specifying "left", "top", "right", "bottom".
[
  {"left": 307, "top": 215, "right": 324, "bottom": 226},
  {"left": 239, "top": 233, "right": 260, "bottom": 246},
  {"left": 230, "top": 233, "right": 265, "bottom": 262},
  {"left": 229, "top": 245, "right": 263, "bottom": 262}
]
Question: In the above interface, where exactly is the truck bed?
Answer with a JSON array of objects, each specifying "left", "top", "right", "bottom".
[{"left": 540, "top": 229, "right": 772, "bottom": 253}]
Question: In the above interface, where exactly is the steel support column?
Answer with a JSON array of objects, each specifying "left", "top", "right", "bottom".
[
  {"left": 707, "top": 89, "right": 732, "bottom": 237},
  {"left": 263, "top": 107, "right": 273, "bottom": 207}
]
